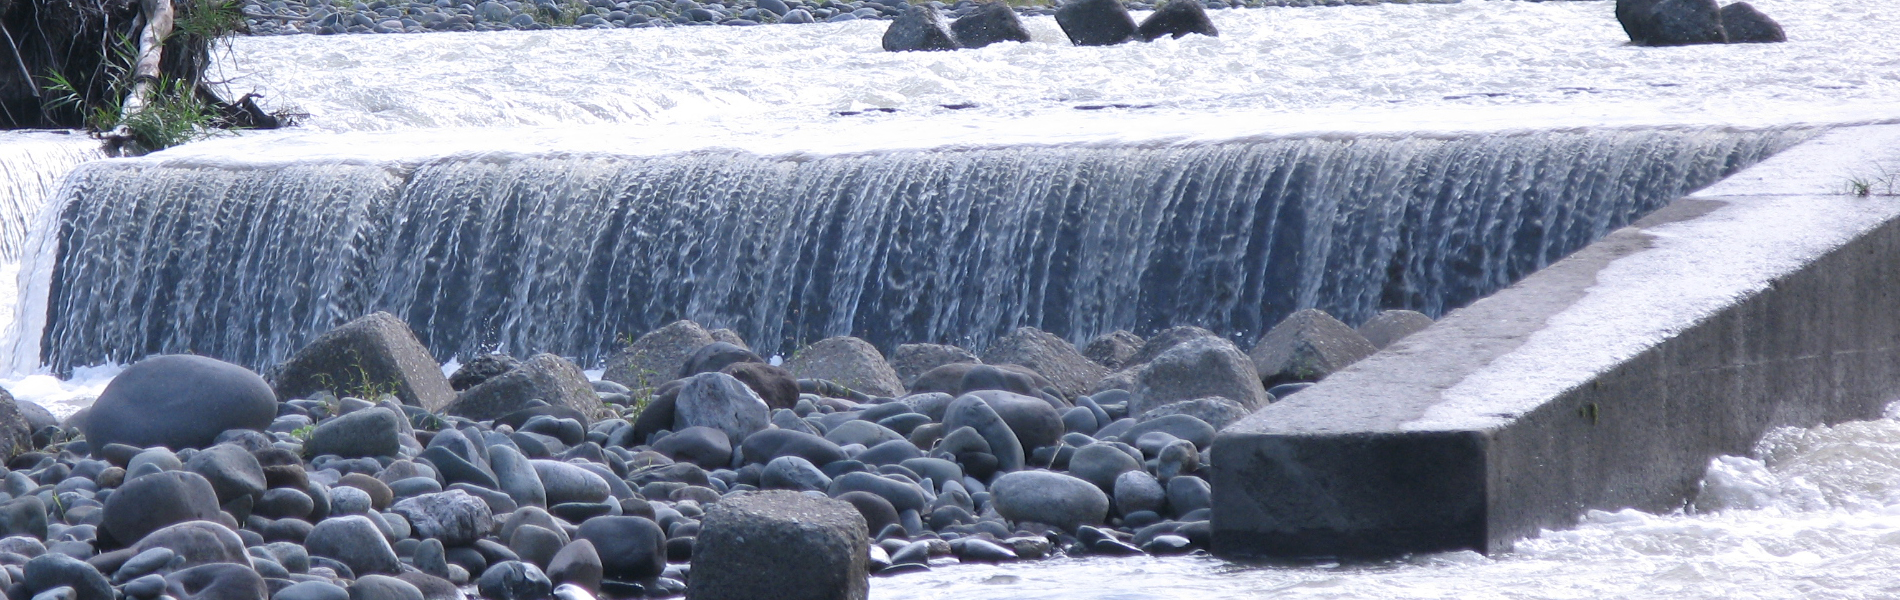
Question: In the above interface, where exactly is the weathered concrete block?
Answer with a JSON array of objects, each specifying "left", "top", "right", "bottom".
[
  {"left": 688, "top": 491, "right": 868, "bottom": 600},
  {"left": 273, "top": 312, "right": 455, "bottom": 411},
  {"left": 1212, "top": 126, "right": 1900, "bottom": 559}
]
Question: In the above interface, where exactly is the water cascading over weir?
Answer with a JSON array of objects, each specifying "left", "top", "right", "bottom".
[{"left": 16, "top": 126, "right": 1807, "bottom": 374}]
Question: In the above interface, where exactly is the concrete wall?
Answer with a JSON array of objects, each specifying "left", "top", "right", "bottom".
[{"left": 1210, "top": 124, "right": 1900, "bottom": 559}]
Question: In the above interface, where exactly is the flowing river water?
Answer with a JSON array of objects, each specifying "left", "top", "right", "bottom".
[{"left": 2, "top": 0, "right": 1900, "bottom": 596}]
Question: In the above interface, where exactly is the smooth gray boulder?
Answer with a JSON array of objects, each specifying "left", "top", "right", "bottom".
[
  {"left": 601, "top": 320, "right": 716, "bottom": 391},
  {"left": 677, "top": 342, "right": 763, "bottom": 379},
  {"left": 962, "top": 390, "right": 1063, "bottom": 456},
  {"left": 990, "top": 470, "right": 1108, "bottom": 531},
  {"left": 1068, "top": 444, "right": 1142, "bottom": 492},
  {"left": 688, "top": 491, "right": 868, "bottom": 600},
  {"left": 272, "top": 312, "right": 455, "bottom": 411},
  {"left": 1355, "top": 309, "right": 1434, "bottom": 349},
  {"left": 305, "top": 516, "right": 403, "bottom": 576},
  {"left": 784, "top": 337, "right": 904, "bottom": 398},
  {"left": 882, "top": 4, "right": 959, "bottom": 52},
  {"left": 672, "top": 372, "right": 771, "bottom": 442},
  {"left": 1114, "top": 470, "right": 1167, "bottom": 516},
  {"left": 81, "top": 355, "right": 276, "bottom": 452},
  {"left": 980, "top": 327, "right": 1103, "bottom": 399},
  {"left": 184, "top": 444, "right": 266, "bottom": 505},
  {"left": 942, "top": 395, "right": 1024, "bottom": 472},
  {"left": 100, "top": 471, "right": 222, "bottom": 547},
  {"left": 1248, "top": 309, "right": 1377, "bottom": 387},
  {"left": 529, "top": 461, "right": 610, "bottom": 506},
  {"left": 489, "top": 445, "right": 547, "bottom": 508},
  {"left": 890, "top": 344, "right": 978, "bottom": 388},
  {"left": 1131, "top": 336, "right": 1268, "bottom": 416},
  {"left": 575, "top": 517, "right": 667, "bottom": 581},
  {"left": 303, "top": 407, "right": 404, "bottom": 458},
  {"left": 444, "top": 354, "right": 599, "bottom": 422}
]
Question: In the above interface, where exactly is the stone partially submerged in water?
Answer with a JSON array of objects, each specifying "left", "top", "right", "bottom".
[
  {"left": 1136, "top": 0, "right": 1218, "bottom": 41},
  {"left": 882, "top": 5, "right": 961, "bottom": 52}
]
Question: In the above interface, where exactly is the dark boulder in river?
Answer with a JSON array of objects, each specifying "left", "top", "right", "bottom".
[
  {"left": 882, "top": 5, "right": 960, "bottom": 52},
  {"left": 1055, "top": 0, "right": 1136, "bottom": 46},
  {"left": 1615, "top": 0, "right": 1727, "bottom": 46}
]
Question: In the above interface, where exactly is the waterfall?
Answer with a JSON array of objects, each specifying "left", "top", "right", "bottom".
[
  {"left": 0, "top": 134, "right": 103, "bottom": 370},
  {"left": 22, "top": 127, "right": 1808, "bottom": 373}
]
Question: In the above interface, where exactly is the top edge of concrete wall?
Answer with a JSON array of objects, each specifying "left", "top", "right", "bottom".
[{"left": 1211, "top": 124, "right": 1900, "bottom": 559}]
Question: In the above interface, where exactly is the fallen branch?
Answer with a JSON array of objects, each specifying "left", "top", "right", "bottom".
[{"left": 106, "top": 0, "right": 175, "bottom": 151}]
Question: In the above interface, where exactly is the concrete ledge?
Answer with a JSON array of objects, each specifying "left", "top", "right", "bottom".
[{"left": 1211, "top": 124, "right": 1900, "bottom": 559}]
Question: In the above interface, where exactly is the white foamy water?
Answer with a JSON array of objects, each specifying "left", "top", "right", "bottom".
[
  {"left": 210, "top": 0, "right": 1900, "bottom": 140},
  {"left": 874, "top": 411, "right": 1900, "bottom": 600}
]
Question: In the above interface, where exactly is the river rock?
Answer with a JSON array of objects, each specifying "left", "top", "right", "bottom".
[
  {"left": 0, "top": 495, "right": 44, "bottom": 539},
  {"left": 23, "top": 554, "right": 111, "bottom": 600},
  {"left": 785, "top": 337, "right": 904, "bottom": 397},
  {"left": 949, "top": 1, "right": 1030, "bottom": 48},
  {"left": 305, "top": 516, "right": 403, "bottom": 576},
  {"left": 832, "top": 491, "right": 899, "bottom": 535},
  {"left": 649, "top": 426, "right": 731, "bottom": 470},
  {"left": 81, "top": 355, "right": 276, "bottom": 451},
  {"left": 449, "top": 354, "right": 522, "bottom": 391},
  {"left": 347, "top": 575, "right": 422, "bottom": 600},
  {"left": 823, "top": 421, "right": 905, "bottom": 448},
  {"left": 602, "top": 320, "right": 716, "bottom": 391},
  {"left": 990, "top": 471, "right": 1108, "bottom": 531},
  {"left": 575, "top": 517, "right": 666, "bottom": 581},
  {"left": 276, "top": 581, "right": 349, "bottom": 600},
  {"left": 304, "top": 407, "right": 404, "bottom": 458},
  {"left": 1121, "top": 414, "right": 1215, "bottom": 449},
  {"left": 1616, "top": 0, "right": 1727, "bottom": 46},
  {"left": 1720, "top": 2, "right": 1784, "bottom": 43},
  {"left": 739, "top": 429, "right": 848, "bottom": 467},
  {"left": 672, "top": 372, "right": 771, "bottom": 442},
  {"left": 678, "top": 342, "right": 762, "bottom": 378},
  {"left": 689, "top": 491, "right": 868, "bottom": 600},
  {"left": 889, "top": 344, "right": 978, "bottom": 388},
  {"left": 1354, "top": 309, "right": 1433, "bottom": 349},
  {"left": 1135, "top": 0, "right": 1216, "bottom": 40},
  {"left": 445, "top": 354, "right": 599, "bottom": 422},
  {"left": 1249, "top": 309, "right": 1376, "bottom": 387},
  {"left": 130, "top": 521, "right": 247, "bottom": 569},
  {"left": 477, "top": 562, "right": 550, "bottom": 600},
  {"left": 1113, "top": 471, "right": 1166, "bottom": 515},
  {"left": 1080, "top": 331, "right": 1142, "bottom": 371},
  {"left": 545, "top": 539, "right": 602, "bottom": 592},
  {"left": 101, "top": 471, "right": 222, "bottom": 548},
  {"left": 1130, "top": 336, "right": 1268, "bottom": 416},
  {"left": 529, "top": 461, "right": 610, "bottom": 505},
  {"left": 391, "top": 490, "right": 493, "bottom": 546},
  {"left": 963, "top": 390, "right": 1063, "bottom": 455},
  {"left": 980, "top": 327, "right": 1101, "bottom": 399},
  {"left": 826, "top": 472, "right": 925, "bottom": 513},
  {"left": 882, "top": 4, "right": 959, "bottom": 51},
  {"left": 720, "top": 362, "right": 800, "bottom": 410},
  {"left": 1135, "top": 397, "right": 1250, "bottom": 430},
  {"left": 485, "top": 445, "right": 546, "bottom": 509},
  {"left": 941, "top": 395, "right": 1024, "bottom": 472},
  {"left": 184, "top": 444, "right": 266, "bottom": 505},
  {"left": 1054, "top": 0, "right": 1134, "bottom": 46},
  {"left": 1166, "top": 475, "right": 1211, "bottom": 515},
  {"left": 272, "top": 312, "right": 455, "bottom": 411},
  {"left": 1067, "top": 444, "right": 1141, "bottom": 492}
]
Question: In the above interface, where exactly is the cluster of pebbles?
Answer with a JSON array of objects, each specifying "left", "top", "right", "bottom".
[{"left": 0, "top": 307, "right": 1430, "bottom": 600}]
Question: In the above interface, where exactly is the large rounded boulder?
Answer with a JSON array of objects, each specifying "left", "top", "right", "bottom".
[
  {"left": 81, "top": 355, "right": 276, "bottom": 451},
  {"left": 990, "top": 470, "right": 1109, "bottom": 532}
]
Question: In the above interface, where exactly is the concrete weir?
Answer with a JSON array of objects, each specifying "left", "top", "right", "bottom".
[{"left": 1210, "top": 124, "right": 1900, "bottom": 559}]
